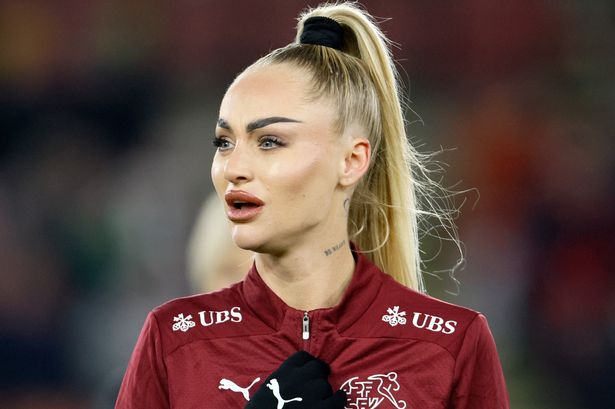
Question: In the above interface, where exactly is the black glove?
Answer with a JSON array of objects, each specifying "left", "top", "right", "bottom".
[{"left": 245, "top": 350, "right": 347, "bottom": 409}]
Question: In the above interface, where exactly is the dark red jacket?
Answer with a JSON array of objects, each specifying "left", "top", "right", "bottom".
[{"left": 116, "top": 244, "right": 509, "bottom": 408}]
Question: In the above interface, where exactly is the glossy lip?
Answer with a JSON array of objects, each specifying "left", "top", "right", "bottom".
[
  {"left": 224, "top": 190, "right": 265, "bottom": 207},
  {"left": 224, "top": 190, "right": 265, "bottom": 222}
]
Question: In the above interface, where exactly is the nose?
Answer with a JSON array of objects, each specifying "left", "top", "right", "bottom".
[{"left": 222, "top": 142, "right": 254, "bottom": 185}]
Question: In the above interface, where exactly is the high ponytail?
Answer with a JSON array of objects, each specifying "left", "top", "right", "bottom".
[{"left": 246, "top": 2, "right": 460, "bottom": 293}]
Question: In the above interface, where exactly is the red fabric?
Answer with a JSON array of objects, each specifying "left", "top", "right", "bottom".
[{"left": 116, "top": 243, "right": 509, "bottom": 408}]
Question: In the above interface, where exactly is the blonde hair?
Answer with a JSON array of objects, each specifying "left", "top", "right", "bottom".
[
  {"left": 244, "top": 2, "right": 461, "bottom": 293},
  {"left": 187, "top": 193, "right": 253, "bottom": 293}
]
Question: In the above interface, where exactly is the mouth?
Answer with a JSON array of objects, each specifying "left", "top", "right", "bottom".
[
  {"left": 231, "top": 201, "right": 261, "bottom": 210},
  {"left": 226, "top": 201, "right": 263, "bottom": 222},
  {"left": 225, "top": 190, "right": 264, "bottom": 207},
  {"left": 224, "top": 190, "right": 265, "bottom": 222}
]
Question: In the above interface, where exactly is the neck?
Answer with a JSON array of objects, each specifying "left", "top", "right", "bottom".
[{"left": 254, "top": 238, "right": 356, "bottom": 311}]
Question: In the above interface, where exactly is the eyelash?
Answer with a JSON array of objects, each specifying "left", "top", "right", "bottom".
[{"left": 212, "top": 136, "right": 285, "bottom": 150}]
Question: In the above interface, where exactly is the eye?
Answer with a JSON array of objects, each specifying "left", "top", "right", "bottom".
[
  {"left": 259, "top": 136, "right": 285, "bottom": 150},
  {"left": 212, "top": 136, "right": 233, "bottom": 151}
]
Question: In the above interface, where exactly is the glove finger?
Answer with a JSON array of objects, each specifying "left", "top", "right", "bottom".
[
  {"left": 294, "top": 377, "right": 333, "bottom": 400},
  {"left": 295, "top": 356, "right": 330, "bottom": 379},
  {"left": 278, "top": 350, "right": 316, "bottom": 371},
  {"left": 266, "top": 350, "right": 317, "bottom": 382},
  {"left": 322, "top": 389, "right": 348, "bottom": 409}
]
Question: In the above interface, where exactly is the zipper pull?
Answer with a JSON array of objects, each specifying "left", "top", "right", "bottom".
[{"left": 302, "top": 311, "right": 310, "bottom": 340}]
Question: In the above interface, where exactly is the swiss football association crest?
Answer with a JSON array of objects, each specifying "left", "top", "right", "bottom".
[{"left": 341, "top": 372, "right": 407, "bottom": 409}]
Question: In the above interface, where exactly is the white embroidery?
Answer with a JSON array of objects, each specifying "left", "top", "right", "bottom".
[
  {"left": 341, "top": 372, "right": 407, "bottom": 409},
  {"left": 267, "top": 378, "right": 303, "bottom": 409},
  {"left": 411, "top": 312, "right": 457, "bottom": 334},
  {"left": 382, "top": 306, "right": 407, "bottom": 327},
  {"left": 172, "top": 313, "right": 196, "bottom": 332},
  {"left": 198, "top": 306, "right": 242, "bottom": 327},
  {"left": 218, "top": 377, "right": 261, "bottom": 401}
]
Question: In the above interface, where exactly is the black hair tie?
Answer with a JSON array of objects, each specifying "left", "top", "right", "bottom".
[{"left": 299, "top": 16, "right": 344, "bottom": 51}]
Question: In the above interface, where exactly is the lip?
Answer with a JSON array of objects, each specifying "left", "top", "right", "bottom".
[
  {"left": 224, "top": 190, "right": 265, "bottom": 222},
  {"left": 225, "top": 190, "right": 265, "bottom": 207}
]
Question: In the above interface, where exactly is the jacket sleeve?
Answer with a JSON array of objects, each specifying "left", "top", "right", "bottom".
[
  {"left": 449, "top": 313, "right": 510, "bottom": 409},
  {"left": 115, "top": 311, "right": 170, "bottom": 409}
]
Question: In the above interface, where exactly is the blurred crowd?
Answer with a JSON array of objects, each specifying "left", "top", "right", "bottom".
[{"left": 1, "top": 1, "right": 613, "bottom": 408}]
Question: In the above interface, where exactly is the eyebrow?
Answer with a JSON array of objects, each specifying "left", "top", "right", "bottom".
[{"left": 217, "top": 117, "right": 302, "bottom": 133}]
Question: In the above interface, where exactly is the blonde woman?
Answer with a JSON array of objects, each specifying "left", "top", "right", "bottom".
[{"left": 116, "top": 3, "right": 509, "bottom": 408}]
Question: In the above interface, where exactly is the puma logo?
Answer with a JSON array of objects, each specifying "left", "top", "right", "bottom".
[
  {"left": 218, "top": 377, "right": 261, "bottom": 401},
  {"left": 267, "top": 378, "right": 303, "bottom": 409}
]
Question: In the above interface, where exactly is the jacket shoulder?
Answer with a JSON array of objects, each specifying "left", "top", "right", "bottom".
[
  {"left": 152, "top": 283, "right": 243, "bottom": 318},
  {"left": 344, "top": 273, "right": 484, "bottom": 358},
  {"left": 386, "top": 274, "right": 480, "bottom": 324},
  {"left": 148, "top": 282, "right": 272, "bottom": 355}
]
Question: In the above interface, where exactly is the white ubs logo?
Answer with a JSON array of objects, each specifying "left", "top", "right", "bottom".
[
  {"left": 411, "top": 312, "right": 457, "bottom": 334},
  {"left": 172, "top": 313, "right": 195, "bottom": 332},
  {"left": 172, "top": 306, "right": 242, "bottom": 332},
  {"left": 199, "top": 306, "right": 242, "bottom": 327},
  {"left": 382, "top": 307, "right": 457, "bottom": 334},
  {"left": 382, "top": 306, "right": 407, "bottom": 327}
]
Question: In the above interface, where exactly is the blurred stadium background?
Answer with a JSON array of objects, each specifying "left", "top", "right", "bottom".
[{"left": 1, "top": 0, "right": 614, "bottom": 407}]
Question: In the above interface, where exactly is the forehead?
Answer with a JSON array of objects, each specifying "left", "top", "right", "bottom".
[{"left": 219, "top": 64, "right": 333, "bottom": 123}]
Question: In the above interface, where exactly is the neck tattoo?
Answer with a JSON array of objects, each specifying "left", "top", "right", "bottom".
[{"left": 324, "top": 239, "right": 346, "bottom": 256}]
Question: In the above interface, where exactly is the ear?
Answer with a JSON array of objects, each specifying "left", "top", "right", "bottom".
[{"left": 339, "top": 136, "right": 371, "bottom": 188}]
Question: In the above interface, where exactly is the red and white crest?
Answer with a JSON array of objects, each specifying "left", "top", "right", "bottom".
[{"left": 341, "top": 372, "right": 407, "bottom": 409}]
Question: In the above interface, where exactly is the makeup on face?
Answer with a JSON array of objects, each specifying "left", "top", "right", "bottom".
[
  {"left": 224, "top": 189, "right": 265, "bottom": 222},
  {"left": 213, "top": 117, "right": 302, "bottom": 154},
  {"left": 217, "top": 117, "right": 303, "bottom": 134},
  {"left": 211, "top": 64, "right": 341, "bottom": 242}
]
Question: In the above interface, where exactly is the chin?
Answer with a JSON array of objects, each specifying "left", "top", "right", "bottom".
[
  {"left": 232, "top": 229, "right": 294, "bottom": 256},
  {"left": 230, "top": 227, "right": 267, "bottom": 252}
]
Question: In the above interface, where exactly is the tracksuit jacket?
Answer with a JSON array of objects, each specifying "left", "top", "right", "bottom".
[{"left": 116, "top": 242, "right": 510, "bottom": 408}]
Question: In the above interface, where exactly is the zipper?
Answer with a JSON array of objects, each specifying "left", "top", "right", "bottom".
[{"left": 302, "top": 311, "right": 310, "bottom": 341}]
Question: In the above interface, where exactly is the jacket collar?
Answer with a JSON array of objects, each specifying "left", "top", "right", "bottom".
[{"left": 240, "top": 241, "right": 386, "bottom": 332}]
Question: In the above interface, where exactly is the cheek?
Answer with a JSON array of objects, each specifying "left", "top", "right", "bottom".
[
  {"left": 266, "top": 150, "right": 336, "bottom": 210},
  {"left": 210, "top": 157, "right": 225, "bottom": 194}
]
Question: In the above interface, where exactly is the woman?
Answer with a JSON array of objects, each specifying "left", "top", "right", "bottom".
[{"left": 116, "top": 3, "right": 509, "bottom": 408}]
